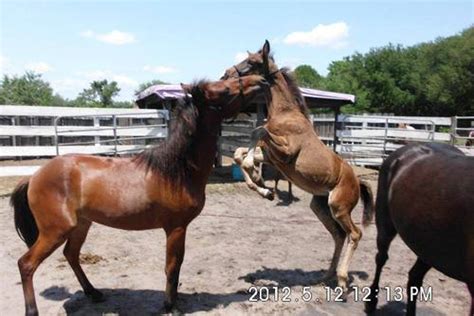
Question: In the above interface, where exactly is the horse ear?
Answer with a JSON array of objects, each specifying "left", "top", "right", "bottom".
[
  {"left": 262, "top": 40, "right": 271, "bottom": 74},
  {"left": 263, "top": 40, "right": 270, "bottom": 55},
  {"left": 180, "top": 83, "right": 191, "bottom": 93}
]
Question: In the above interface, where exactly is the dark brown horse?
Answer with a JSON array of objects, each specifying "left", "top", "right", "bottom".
[
  {"left": 365, "top": 142, "right": 474, "bottom": 315},
  {"left": 11, "top": 75, "right": 268, "bottom": 315},
  {"left": 223, "top": 41, "right": 374, "bottom": 292}
]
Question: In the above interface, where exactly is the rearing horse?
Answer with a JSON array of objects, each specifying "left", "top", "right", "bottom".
[
  {"left": 11, "top": 75, "right": 268, "bottom": 315},
  {"left": 223, "top": 41, "right": 374, "bottom": 292}
]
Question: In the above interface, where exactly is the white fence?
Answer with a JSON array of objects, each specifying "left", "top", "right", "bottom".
[
  {"left": 0, "top": 105, "right": 168, "bottom": 158},
  {"left": 220, "top": 114, "right": 473, "bottom": 167},
  {"left": 1, "top": 106, "right": 473, "bottom": 169}
]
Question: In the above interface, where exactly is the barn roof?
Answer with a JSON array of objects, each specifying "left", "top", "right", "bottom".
[{"left": 135, "top": 84, "right": 355, "bottom": 109}]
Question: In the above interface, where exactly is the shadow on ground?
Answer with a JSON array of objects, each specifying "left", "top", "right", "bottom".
[
  {"left": 239, "top": 266, "right": 369, "bottom": 288},
  {"left": 40, "top": 286, "right": 248, "bottom": 315}
]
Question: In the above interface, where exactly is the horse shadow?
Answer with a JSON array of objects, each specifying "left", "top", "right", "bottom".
[
  {"left": 274, "top": 188, "right": 300, "bottom": 206},
  {"left": 238, "top": 266, "right": 369, "bottom": 288},
  {"left": 40, "top": 286, "right": 248, "bottom": 315}
]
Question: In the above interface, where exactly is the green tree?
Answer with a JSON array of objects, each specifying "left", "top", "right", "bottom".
[
  {"left": 77, "top": 79, "right": 120, "bottom": 107},
  {"left": 135, "top": 79, "right": 168, "bottom": 95},
  {"left": 320, "top": 27, "right": 474, "bottom": 115},
  {"left": 0, "top": 72, "right": 56, "bottom": 105},
  {"left": 293, "top": 65, "right": 324, "bottom": 88}
]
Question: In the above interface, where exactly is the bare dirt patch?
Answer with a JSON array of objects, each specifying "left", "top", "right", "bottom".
[{"left": 0, "top": 170, "right": 469, "bottom": 315}]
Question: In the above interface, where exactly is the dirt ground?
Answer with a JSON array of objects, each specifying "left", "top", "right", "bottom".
[{"left": 0, "top": 167, "right": 470, "bottom": 315}]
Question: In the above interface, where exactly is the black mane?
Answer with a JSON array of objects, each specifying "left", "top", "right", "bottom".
[
  {"left": 133, "top": 83, "right": 206, "bottom": 183},
  {"left": 280, "top": 67, "right": 310, "bottom": 118}
]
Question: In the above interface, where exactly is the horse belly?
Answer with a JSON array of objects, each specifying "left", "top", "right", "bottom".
[
  {"left": 390, "top": 181, "right": 468, "bottom": 281},
  {"left": 81, "top": 205, "right": 164, "bottom": 230}
]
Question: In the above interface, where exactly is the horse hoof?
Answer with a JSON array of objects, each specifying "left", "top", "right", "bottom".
[
  {"left": 264, "top": 189, "right": 275, "bottom": 201},
  {"left": 317, "top": 271, "right": 336, "bottom": 285},
  {"left": 25, "top": 308, "right": 39, "bottom": 316},
  {"left": 340, "top": 291, "right": 349, "bottom": 302},
  {"left": 86, "top": 289, "right": 105, "bottom": 303},
  {"left": 364, "top": 302, "right": 376, "bottom": 314},
  {"left": 162, "top": 302, "right": 183, "bottom": 315}
]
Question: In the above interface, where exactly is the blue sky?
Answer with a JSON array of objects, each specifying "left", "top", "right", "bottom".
[{"left": 1, "top": 1, "right": 472, "bottom": 102}]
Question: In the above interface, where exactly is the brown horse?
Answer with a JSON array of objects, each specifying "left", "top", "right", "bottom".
[
  {"left": 10, "top": 75, "right": 268, "bottom": 315},
  {"left": 223, "top": 41, "right": 374, "bottom": 292},
  {"left": 365, "top": 142, "right": 474, "bottom": 316}
]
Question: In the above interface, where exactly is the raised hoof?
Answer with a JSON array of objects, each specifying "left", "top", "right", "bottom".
[
  {"left": 264, "top": 189, "right": 275, "bottom": 201},
  {"left": 85, "top": 289, "right": 105, "bottom": 303}
]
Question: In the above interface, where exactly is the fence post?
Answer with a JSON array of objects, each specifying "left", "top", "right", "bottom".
[
  {"left": 94, "top": 117, "right": 100, "bottom": 147},
  {"left": 54, "top": 117, "right": 60, "bottom": 156},
  {"left": 383, "top": 118, "right": 388, "bottom": 155},
  {"left": 450, "top": 116, "right": 457, "bottom": 145},
  {"left": 333, "top": 107, "right": 340, "bottom": 152},
  {"left": 112, "top": 115, "right": 118, "bottom": 156}
]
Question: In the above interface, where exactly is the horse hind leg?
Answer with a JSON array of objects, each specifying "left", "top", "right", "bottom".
[
  {"left": 63, "top": 218, "right": 104, "bottom": 302},
  {"left": 365, "top": 191, "right": 397, "bottom": 313},
  {"left": 310, "top": 195, "right": 345, "bottom": 282},
  {"left": 327, "top": 187, "right": 362, "bottom": 293},
  {"left": 405, "top": 258, "right": 431, "bottom": 316},
  {"left": 18, "top": 233, "right": 68, "bottom": 316}
]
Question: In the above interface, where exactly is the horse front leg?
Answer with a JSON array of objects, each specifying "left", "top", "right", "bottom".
[
  {"left": 234, "top": 147, "right": 274, "bottom": 200},
  {"left": 163, "top": 225, "right": 187, "bottom": 313},
  {"left": 242, "top": 126, "right": 267, "bottom": 169}
]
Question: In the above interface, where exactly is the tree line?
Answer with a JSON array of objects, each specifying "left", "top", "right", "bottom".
[
  {"left": 0, "top": 72, "right": 167, "bottom": 108},
  {"left": 294, "top": 27, "right": 474, "bottom": 116}
]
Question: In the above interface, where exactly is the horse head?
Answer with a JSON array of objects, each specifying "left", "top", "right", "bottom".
[
  {"left": 221, "top": 40, "right": 280, "bottom": 82},
  {"left": 181, "top": 75, "right": 268, "bottom": 120}
]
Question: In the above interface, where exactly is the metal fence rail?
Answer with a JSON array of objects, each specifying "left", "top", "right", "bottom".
[{"left": 54, "top": 111, "right": 168, "bottom": 156}]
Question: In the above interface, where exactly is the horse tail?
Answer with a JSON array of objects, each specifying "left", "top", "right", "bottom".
[
  {"left": 10, "top": 178, "right": 38, "bottom": 248},
  {"left": 360, "top": 179, "right": 375, "bottom": 227}
]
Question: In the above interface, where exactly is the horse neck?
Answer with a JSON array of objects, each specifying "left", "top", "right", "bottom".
[
  {"left": 188, "top": 120, "right": 220, "bottom": 189},
  {"left": 266, "top": 74, "right": 301, "bottom": 119}
]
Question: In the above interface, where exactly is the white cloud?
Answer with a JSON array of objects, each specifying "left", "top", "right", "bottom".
[
  {"left": 283, "top": 22, "right": 349, "bottom": 48},
  {"left": 25, "top": 62, "right": 53, "bottom": 73},
  {"left": 143, "top": 65, "right": 177, "bottom": 74},
  {"left": 80, "top": 30, "right": 136, "bottom": 45},
  {"left": 234, "top": 52, "right": 248, "bottom": 63}
]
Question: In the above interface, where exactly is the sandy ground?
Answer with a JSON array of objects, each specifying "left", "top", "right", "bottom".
[{"left": 0, "top": 172, "right": 470, "bottom": 315}]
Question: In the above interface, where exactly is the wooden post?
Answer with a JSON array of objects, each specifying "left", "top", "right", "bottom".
[
  {"left": 333, "top": 106, "right": 340, "bottom": 152},
  {"left": 450, "top": 116, "right": 457, "bottom": 145}
]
